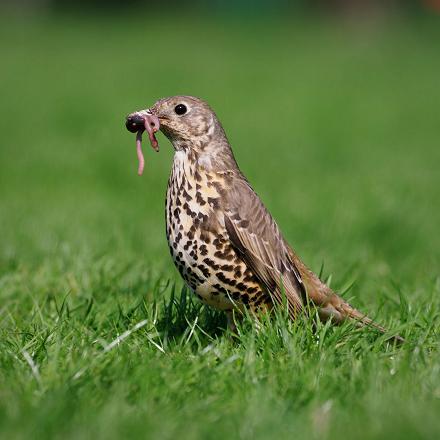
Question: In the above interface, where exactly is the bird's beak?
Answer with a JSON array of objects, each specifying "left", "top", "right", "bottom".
[
  {"left": 125, "top": 109, "right": 160, "bottom": 150},
  {"left": 125, "top": 109, "right": 160, "bottom": 176}
]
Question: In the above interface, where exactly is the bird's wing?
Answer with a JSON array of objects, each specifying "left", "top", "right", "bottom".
[{"left": 223, "top": 175, "right": 306, "bottom": 316}]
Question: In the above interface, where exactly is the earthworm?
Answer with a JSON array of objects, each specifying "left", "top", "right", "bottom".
[{"left": 136, "top": 130, "right": 144, "bottom": 176}]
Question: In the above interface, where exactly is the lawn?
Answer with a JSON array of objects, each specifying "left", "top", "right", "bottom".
[{"left": 0, "top": 12, "right": 439, "bottom": 439}]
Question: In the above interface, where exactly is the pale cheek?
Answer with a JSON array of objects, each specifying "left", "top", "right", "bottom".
[{"left": 190, "top": 116, "right": 210, "bottom": 136}]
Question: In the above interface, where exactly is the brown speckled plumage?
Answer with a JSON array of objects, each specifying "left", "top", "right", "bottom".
[{"left": 126, "top": 95, "right": 403, "bottom": 341}]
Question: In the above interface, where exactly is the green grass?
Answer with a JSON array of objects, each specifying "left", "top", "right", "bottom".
[{"left": 1, "top": 12, "right": 439, "bottom": 440}]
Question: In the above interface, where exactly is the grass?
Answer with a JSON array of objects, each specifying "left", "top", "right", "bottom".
[{"left": 1, "top": 12, "right": 439, "bottom": 440}]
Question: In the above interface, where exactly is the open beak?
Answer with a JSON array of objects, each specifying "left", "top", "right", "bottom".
[{"left": 125, "top": 109, "right": 160, "bottom": 175}]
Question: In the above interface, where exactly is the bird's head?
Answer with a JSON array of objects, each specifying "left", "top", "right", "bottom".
[{"left": 126, "top": 95, "right": 235, "bottom": 175}]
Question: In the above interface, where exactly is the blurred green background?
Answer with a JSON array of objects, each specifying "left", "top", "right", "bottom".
[
  {"left": 0, "top": 2, "right": 439, "bottom": 439},
  {"left": 1, "top": 3, "right": 439, "bottom": 278}
]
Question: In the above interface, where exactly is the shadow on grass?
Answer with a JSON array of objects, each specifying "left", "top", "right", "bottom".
[{"left": 156, "top": 284, "right": 227, "bottom": 342}]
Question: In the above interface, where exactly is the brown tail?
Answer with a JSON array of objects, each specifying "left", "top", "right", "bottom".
[
  {"left": 290, "top": 251, "right": 405, "bottom": 343},
  {"left": 320, "top": 293, "right": 406, "bottom": 344}
]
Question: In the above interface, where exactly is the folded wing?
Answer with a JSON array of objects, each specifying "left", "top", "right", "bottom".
[{"left": 223, "top": 175, "right": 306, "bottom": 316}]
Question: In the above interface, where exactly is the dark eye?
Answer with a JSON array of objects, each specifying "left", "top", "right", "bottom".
[{"left": 174, "top": 104, "right": 187, "bottom": 115}]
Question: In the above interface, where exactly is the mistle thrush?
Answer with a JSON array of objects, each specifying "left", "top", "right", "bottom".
[{"left": 125, "top": 95, "right": 403, "bottom": 341}]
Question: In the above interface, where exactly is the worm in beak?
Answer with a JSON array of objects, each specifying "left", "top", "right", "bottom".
[{"left": 126, "top": 110, "right": 160, "bottom": 175}]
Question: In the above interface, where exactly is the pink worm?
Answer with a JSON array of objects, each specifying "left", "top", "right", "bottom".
[
  {"left": 136, "top": 130, "right": 144, "bottom": 176},
  {"left": 133, "top": 113, "right": 160, "bottom": 176}
]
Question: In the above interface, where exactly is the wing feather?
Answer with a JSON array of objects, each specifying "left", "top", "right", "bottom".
[{"left": 223, "top": 176, "right": 305, "bottom": 316}]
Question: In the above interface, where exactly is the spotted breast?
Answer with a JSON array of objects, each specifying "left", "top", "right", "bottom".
[{"left": 165, "top": 149, "right": 269, "bottom": 312}]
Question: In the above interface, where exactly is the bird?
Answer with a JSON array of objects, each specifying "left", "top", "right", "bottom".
[{"left": 125, "top": 95, "right": 403, "bottom": 341}]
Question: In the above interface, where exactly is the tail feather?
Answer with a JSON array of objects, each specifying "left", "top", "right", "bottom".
[
  {"left": 289, "top": 251, "right": 405, "bottom": 343},
  {"left": 314, "top": 290, "right": 406, "bottom": 344}
]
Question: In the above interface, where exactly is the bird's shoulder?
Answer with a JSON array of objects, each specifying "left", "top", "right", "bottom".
[
  {"left": 219, "top": 171, "right": 295, "bottom": 271},
  {"left": 220, "top": 171, "right": 281, "bottom": 241}
]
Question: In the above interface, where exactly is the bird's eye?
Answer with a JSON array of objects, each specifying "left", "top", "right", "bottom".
[{"left": 174, "top": 104, "right": 187, "bottom": 115}]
